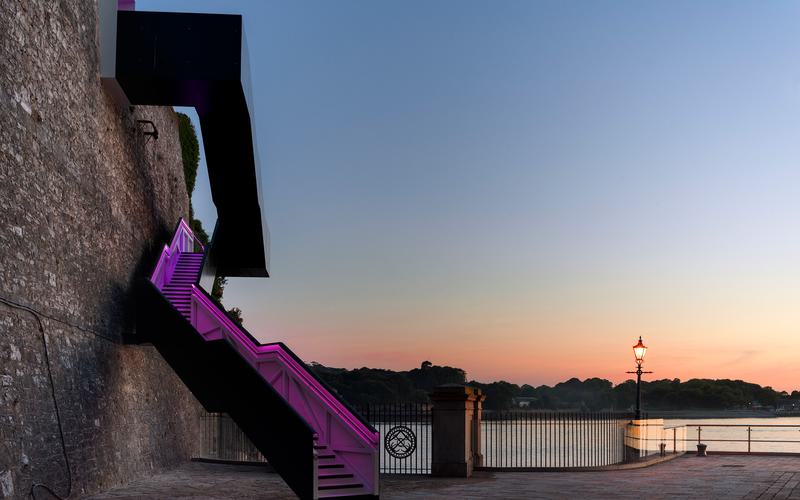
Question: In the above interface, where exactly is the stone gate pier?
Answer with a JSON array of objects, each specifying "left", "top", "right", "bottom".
[{"left": 430, "top": 384, "right": 485, "bottom": 477}]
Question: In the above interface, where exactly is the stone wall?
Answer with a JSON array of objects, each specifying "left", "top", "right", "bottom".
[{"left": 0, "top": 1, "right": 205, "bottom": 498}]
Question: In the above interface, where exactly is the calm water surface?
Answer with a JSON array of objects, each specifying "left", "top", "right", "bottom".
[{"left": 665, "top": 417, "right": 800, "bottom": 453}]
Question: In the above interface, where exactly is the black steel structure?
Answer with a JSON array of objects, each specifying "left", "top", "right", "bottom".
[
  {"left": 110, "top": 9, "right": 381, "bottom": 498},
  {"left": 115, "top": 10, "right": 269, "bottom": 278},
  {"left": 138, "top": 282, "right": 317, "bottom": 498}
]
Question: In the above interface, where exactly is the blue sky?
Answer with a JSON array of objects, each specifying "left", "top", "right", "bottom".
[{"left": 140, "top": 1, "right": 800, "bottom": 389}]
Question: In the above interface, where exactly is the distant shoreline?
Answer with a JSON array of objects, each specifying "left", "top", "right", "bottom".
[{"left": 650, "top": 410, "right": 795, "bottom": 419}]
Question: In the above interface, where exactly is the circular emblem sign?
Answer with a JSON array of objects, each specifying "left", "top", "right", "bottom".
[{"left": 384, "top": 425, "right": 417, "bottom": 459}]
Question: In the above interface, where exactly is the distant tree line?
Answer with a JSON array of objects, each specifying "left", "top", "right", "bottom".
[
  {"left": 472, "top": 377, "right": 793, "bottom": 411},
  {"left": 310, "top": 361, "right": 466, "bottom": 406},
  {"left": 310, "top": 361, "right": 798, "bottom": 411}
]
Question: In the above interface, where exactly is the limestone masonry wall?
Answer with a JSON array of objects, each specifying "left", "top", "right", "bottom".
[{"left": 0, "top": 1, "right": 205, "bottom": 498}]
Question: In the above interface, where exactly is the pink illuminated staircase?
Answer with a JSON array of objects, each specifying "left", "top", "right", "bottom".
[
  {"left": 149, "top": 220, "right": 379, "bottom": 499},
  {"left": 162, "top": 253, "right": 204, "bottom": 318}
]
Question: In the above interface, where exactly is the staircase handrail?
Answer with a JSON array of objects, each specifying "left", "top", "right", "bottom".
[
  {"left": 150, "top": 219, "right": 206, "bottom": 288},
  {"left": 190, "top": 284, "right": 380, "bottom": 447}
]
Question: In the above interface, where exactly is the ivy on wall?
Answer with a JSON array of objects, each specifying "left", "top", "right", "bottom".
[
  {"left": 176, "top": 112, "right": 242, "bottom": 325},
  {"left": 177, "top": 112, "right": 199, "bottom": 197}
]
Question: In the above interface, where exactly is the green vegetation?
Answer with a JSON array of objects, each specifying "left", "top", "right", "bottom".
[
  {"left": 310, "top": 361, "right": 796, "bottom": 411},
  {"left": 177, "top": 112, "right": 200, "bottom": 197},
  {"left": 211, "top": 275, "right": 227, "bottom": 301},
  {"left": 176, "top": 112, "right": 206, "bottom": 242},
  {"left": 176, "top": 111, "right": 241, "bottom": 324}
]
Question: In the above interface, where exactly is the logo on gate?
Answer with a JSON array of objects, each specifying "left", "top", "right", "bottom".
[{"left": 384, "top": 425, "right": 416, "bottom": 459}]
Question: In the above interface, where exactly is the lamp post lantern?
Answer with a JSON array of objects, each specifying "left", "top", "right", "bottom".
[{"left": 626, "top": 336, "right": 652, "bottom": 420}]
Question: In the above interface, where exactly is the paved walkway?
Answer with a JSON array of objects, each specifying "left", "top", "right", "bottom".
[{"left": 90, "top": 455, "right": 800, "bottom": 499}]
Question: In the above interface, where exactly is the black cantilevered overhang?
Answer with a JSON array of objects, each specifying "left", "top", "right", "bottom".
[{"left": 114, "top": 10, "right": 269, "bottom": 277}]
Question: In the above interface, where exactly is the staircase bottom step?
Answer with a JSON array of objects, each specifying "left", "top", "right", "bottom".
[
  {"left": 319, "top": 484, "right": 364, "bottom": 491},
  {"left": 317, "top": 486, "right": 372, "bottom": 499}
]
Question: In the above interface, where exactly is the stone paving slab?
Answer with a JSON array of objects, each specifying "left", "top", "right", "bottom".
[{"left": 89, "top": 455, "right": 800, "bottom": 499}]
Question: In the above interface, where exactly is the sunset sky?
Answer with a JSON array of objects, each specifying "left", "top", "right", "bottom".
[{"left": 143, "top": 1, "right": 800, "bottom": 391}]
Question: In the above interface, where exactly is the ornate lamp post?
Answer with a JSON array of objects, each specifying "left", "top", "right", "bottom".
[{"left": 626, "top": 336, "right": 652, "bottom": 420}]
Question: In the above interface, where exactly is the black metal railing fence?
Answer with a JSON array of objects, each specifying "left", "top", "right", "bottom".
[
  {"left": 196, "top": 407, "right": 698, "bottom": 474},
  {"left": 356, "top": 403, "right": 432, "bottom": 474},
  {"left": 197, "top": 413, "right": 266, "bottom": 463},
  {"left": 479, "top": 410, "right": 634, "bottom": 469}
]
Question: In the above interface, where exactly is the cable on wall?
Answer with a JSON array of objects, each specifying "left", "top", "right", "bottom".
[
  {"left": 0, "top": 295, "right": 118, "bottom": 344},
  {"left": 0, "top": 297, "right": 72, "bottom": 500}
]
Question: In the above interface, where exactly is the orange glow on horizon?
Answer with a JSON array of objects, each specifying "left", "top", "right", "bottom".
[{"left": 236, "top": 260, "right": 800, "bottom": 394}]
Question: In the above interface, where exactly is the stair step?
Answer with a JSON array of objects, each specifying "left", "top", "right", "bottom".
[
  {"left": 318, "top": 480, "right": 363, "bottom": 491},
  {"left": 314, "top": 445, "right": 327, "bottom": 450},
  {"left": 319, "top": 473, "right": 354, "bottom": 480},
  {"left": 318, "top": 464, "right": 344, "bottom": 469},
  {"left": 317, "top": 454, "right": 336, "bottom": 460}
]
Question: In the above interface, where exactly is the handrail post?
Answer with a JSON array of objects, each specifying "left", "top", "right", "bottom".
[
  {"left": 697, "top": 426, "right": 701, "bottom": 445},
  {"left": 673, "top": 427, "right": 676, "bottom": 454},
  {"left": 747, "top": 426, "right": 751, "bottom": 454}
]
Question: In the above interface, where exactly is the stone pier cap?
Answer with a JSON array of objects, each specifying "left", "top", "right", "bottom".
[{"left": 431, "top": 384, "right": 484, "bottom": 401}]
